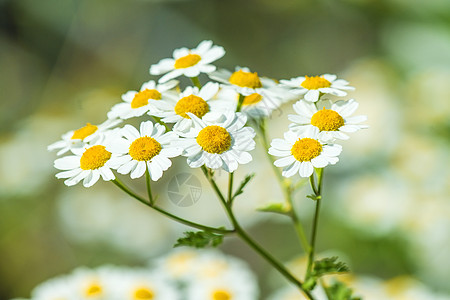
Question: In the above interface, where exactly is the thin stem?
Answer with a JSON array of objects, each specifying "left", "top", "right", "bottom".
[
  {"left": 236, "top": 94, "right": 245, "bottom": 112},
  {"left": 228, "top": 172, "right": 234, "bottom": 204},
  {"left": 306, "top": 169, "right": 324, "bottom": 279},
  {"left": 111, "top": 178, "right": 233, "bottom": 234},
  {"left": 145, "top": 167, "right": 154, "bottom": 205},
  {"left": 190, "top": 76, "right": 202, "bottom": 89},
  {"left": 201, "top": 167, "right": 315, "bottom": 300},
  {"left": 152, "top": 116, "right": 169, "bottom": 131},
  {"left": 257, "top": 120, "right": 310, "bottom": 252}
]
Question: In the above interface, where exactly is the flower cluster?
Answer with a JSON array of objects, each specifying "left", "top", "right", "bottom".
[
  {"left": 48, "top": 40, "right": 366, "bottom": 186},
  {"left": 16, "top": 249, "right": 259, "bottom": 300}
]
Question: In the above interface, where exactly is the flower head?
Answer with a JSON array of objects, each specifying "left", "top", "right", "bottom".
[
  {"left": 152, "top": 82, "right": 233, "bottom": 132},
  {"left": 107, "top": 80, "right": 178, "bottom": 120},
  {"left": 280, "top": 74, "right": 354, "bottom": 102},
  {"left": 269, "top": 128, "right": 342, "bottom": 178},
  {"left": 150, "top": 40, "right": 225, "bottom": 83},
  {"left": 176, "top": 112, "right": 255, "bottom": 172},
  {"left": 54, "top": 138, "right": 117, "bottom": 187},
  {"left": 107, "top": 121, "right": 181, "bottom": 181},
  {"left": 289, "top": 99, "right": 368, "bottom": 142},
  {"left": 48, "top": 119, "right": 121, "bottom": 156}
]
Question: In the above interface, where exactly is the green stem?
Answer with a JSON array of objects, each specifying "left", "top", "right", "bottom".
[
  {"left": 111, "top": 178, "right": 233, "bottom": 234},
  {"left": 201, "top": 168, "right": 315, "bottom": 300},
  {"left": 236, "top": 94, "right": 245, "bottom": 112},
  {"left": 228, "top": 172, "right": 234, "bottom": 205},
  {"left": 190, "top": 76, "right": 202, "bottom": 89},
  {"left": 145, "top": 167, "right": 154, "bottom": 205},
  {"left": 152, "top": 116, "right": 169, "bottom": 131},
  {"left": 258, "top": 120, "right": 310, "bottom": 252},
  {"left": 306, "top": 169, "right": 324, "bottom": 279}
]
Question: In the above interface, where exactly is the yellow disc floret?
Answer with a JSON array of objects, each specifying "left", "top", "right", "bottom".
[
  {"left": 131, "top": 89, "right": 162, "bottom": 109},
  {"left": 291, "top": 138, "right": 322, "bottom": 162},
  {"left": 242, "top": 93, "right": 263, "bottom": 106},
  {"left": 133, "top": 287, "right": 154, "bottom": 300},
  {"left": 229, "top": 70, "right": 262, "bottom": 88},
  {"left": 71, "top": 123, "right": 98, "bottom": 140},
  {"left": 174, "top": 54, "right": 201, "bottom": 69},
  {"left": 80, "top": 145, "right": 111, "bottom": 170},
  {"left": 128, "top": 136, "right": 162, "bottom": 161},
  {"left": 212, "top": 290, "right": 232, "bottom": 300},
  {"left": 174, "top": 95, "right": 209, "bottom": 119},
  {"left": 301, "top": 75, "right": 331, "bottom": 90},
  {"left": 196, "top": 126, "right": 231, "bottom": 154},
  {"left": 311, "top": 108, "right": 345, "bottom": 131},
  {"left": 85, "top": 283, "right": 102, "bottom": 297}
]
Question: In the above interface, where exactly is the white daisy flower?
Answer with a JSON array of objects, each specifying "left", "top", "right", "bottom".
[
  {"left": 68, "top": 266, "right": 120, "bottom": 300},
  {"left": 107, "top": 268, "right": 181, "bottom": 300},
  {"left": 279, "top": 74, "right": 354, "bottom": 102},
  {"left": 149, "top": 40, "right": 225, "bottom": 83},
  {"left": 176, "top": 111, "right": 255, "bottom": 172},
  {"left": 269, "top": 127, "right": 342, "bottom": 178},
  {"left": 47, "top": 119, "right": 121, "bottom": 156},
  {"left": 209, "top": 66, "right": 279, "bottom": 98},
  {"left": 107, "top": 80, "right": 178, "bottom": 120},
  {"left": 153, "top": 248, "right": 200, "bottom": 281},
  {"left": 288, "top": 99, "right": 368, "bottom": 142},
  {"left": 186, "top": 271, "right": 259, "bottom": 300},
  {"left": 217, "top": 87, "right": 283, "bottom": 119},
  {"left": 153, "top": 82, "right": 233, "bottom": 132},
  {"left": 107, "top": 121, "right": 181, "bottom": 181},
  {"left": 54, "top": 139, "right": 116, "bottom": 187},
  {"left": 31, "top": 276, "right": 76, "bottom": 300}
]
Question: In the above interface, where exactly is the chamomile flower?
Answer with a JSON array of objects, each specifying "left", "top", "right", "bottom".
[
  {"left": 108, "top": 269, "right": 181, "bottom": 300},
  {"left": 107, "top": 121, "right": 181, "bottom": 181},
  {"left": 54, "top": 139, "right": 116, "bottom": 187},
  {"left": 150, "top": 40, "right": 225, "bottom": 83},
  {"left": 209, "top": 66, "right": 279, "bottom": 98},
  {"left": 152, "top": 82, "right": 233, "bottom": 132},
  {"left": 69, "top": 266, "right": 118, "bottom": 300},
  {"left": 288, "top": 99, "right": 368, "bottom": 142},
  {"left": 280, "top": 74, "right": 354, "bottom": 102},
  {"left": 176, "top": 111, "right": 255, "bottom": 172},
  {"left": 269, "top": 128, "right": 342, "bottom": 178},
  {"left": 47, "top": 119, "right": 121, "bottom": 156},
  {"left": 217, "top": 87, "right": 283, "bottom": 119},
  {"left": 186, "top": 272, "right": 259, "bottom": 300},
  {"left": 107, "top": 80, "right": 178, "bottom": 120}
]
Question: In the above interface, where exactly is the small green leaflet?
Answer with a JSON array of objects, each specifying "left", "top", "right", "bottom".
[
  {"left": 324, "top": 281, "right": 361, "bottom": 300},
  {"left": 174, "top": 230, "right": 224, "bottom": 248},
  {"left": 313, "top": 256, "right": 349, "bottom": 277},
  {"left": 232, "top": 173, "right": 255, "bottom": 200}
]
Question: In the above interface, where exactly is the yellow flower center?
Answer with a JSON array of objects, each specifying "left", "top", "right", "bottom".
[
  {"left": 291, "top": 138, "right": 322, "bottom": 162},
  {"left": 80, "top": 145, "right": 111, "bottom": 170},
  {"left": 229, "top": 70, "right": 262, "bottom": 88},
  {"left": 71, "top": 123, "right": 98, "bottom": 140},
  {"left": 174, "top": 94, "right": 209, "bottom": 119},
  {"left": 131, "top": 89, "right": 162, "bottom": 109},
  {"left": 128, "top": 136, "right": 162, "bottom": 161},
  {"left": 133, "top": 287, "right": 154, "bottom": 300},
  {"left": 174, "top": 54, "right": 201, "bottom": 69},
  {"left": 301, "top": 75, "right": 331, "bottom": 90},
  {"left": 85, "top": 283, "right": 102, "bottom": 297},
  {"left": 196, "top": 126, "right": 231, "bottom": 154},
  {"left": 242, "top": 93, "right": 263, "bottom": 106},
  {"left": 212, "top": 290, "right": 232, "bottom": 300},
  {"left": 311, "top": 108, "right": 345, "bottom": 131}
]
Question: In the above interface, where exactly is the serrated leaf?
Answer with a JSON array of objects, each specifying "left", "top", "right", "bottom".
[
  {"left": 257, "top": 202, "right": 291, "bottom": 215},
  {"left": 324, "top": 281, "right": 361, "bottom": 300},
  {"left": 232, "top": 173, "right": 255, "bottom": 200},
  {"left": 313, "top": 256, "right": 349, "bottom": 277},
  {"left": 174, "top": 230, "right": 224, "bottom": 248}
]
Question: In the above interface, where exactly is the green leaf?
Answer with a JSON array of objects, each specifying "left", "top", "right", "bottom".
[
  {"left": 313, "top": 256, "right": 349, "bottom": 277},
  {"left": 324, "top": 281, "right": 361, "bottom": 300},
  {"left": 232, "top": 173, "right": 255, "bottom": 199},
  {"left": 174, "top": 230, "right": 224, "bottom": 248},
  {"left": 307, "top": 194, "right": 321, "bottom": 201},
  {"left": 257, "top": 202, "right": 291, "bottom": 215}
]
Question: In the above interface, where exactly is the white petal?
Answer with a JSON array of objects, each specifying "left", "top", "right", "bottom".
[
  {"left": 299, "top": 162, "right": 314, "bottom": 177},
  {"left": 274, "top": 156, "right": 296, "bottom": 167},
  {"left": 54, "top": 156, "right": 80, "bottom": 170},
  {"left": 282, "top": 161, "right": 300, "bottom": 178},
  {"left": 83, "top": 171, "right": 100, "bottom": 188},
  {"left": 130, "top": 161, "right": 146, "bottom": 179},
  {"left": 311, "top": 155, "right": 328, "bottom": 168},
  {"left": 199, "top": 82, "right": 219, "bottom": 100},
  {"left": 148, "top": 161, "right": 163, "bottom": 181},
  {"left": 304, "top": 90, "right": 320, "bottom": 102}
]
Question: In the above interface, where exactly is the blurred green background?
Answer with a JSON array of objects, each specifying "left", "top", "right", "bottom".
[{"left": 1, "top": 0, "right": 450, "bottom": 298}]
